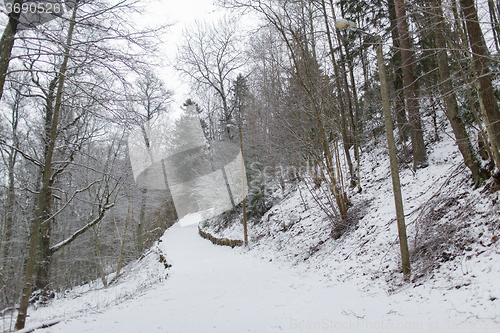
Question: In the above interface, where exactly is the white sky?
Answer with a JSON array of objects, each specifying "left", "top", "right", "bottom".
[
  {"left": 0, "top": 0, "right": 229, "bottom": 110},
  {"left": 141, "top": 0, "right": 228, "bottom": 110}
]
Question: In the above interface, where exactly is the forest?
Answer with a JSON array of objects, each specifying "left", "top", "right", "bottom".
[{"left": 0, "top": 0, "right": 499, "bottom": 330}]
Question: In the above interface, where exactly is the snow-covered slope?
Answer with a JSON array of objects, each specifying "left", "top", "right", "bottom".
[
  {"left": 1, "top": 243, "right": 171, "bottom": 332},
  {"left": 4, "top": 127, "right": 500, "bottom": 333},
  {"left": 202, "top": 128, "right": 500, "bottom": 328}
]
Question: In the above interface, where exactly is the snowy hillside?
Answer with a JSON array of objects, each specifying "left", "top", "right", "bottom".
[
  {"left": 1, "top": 242, "right": 171, "bottom": 332},
  {"left": 202, "top": 127, "right": 500, "bottom": 328},
  {"left": 3, "top": 128, "right": 500, "bottom": 332}
]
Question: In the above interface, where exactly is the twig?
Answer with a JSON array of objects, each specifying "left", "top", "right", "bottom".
[
  {"left": 344, "top": 239, "right": 370, "bottom": 260},
  {"left": 17, "top": 319, "right": 61, "bottom": 333}
]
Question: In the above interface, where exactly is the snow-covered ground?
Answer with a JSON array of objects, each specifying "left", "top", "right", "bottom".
[
  {"left": 10, "top": 221, "right": 500, "bottom": 333},
  {"left": 200, "top": 127, "right": 500, "bottom": 331},
  {"left": 3, "top": 125, "right": 500, "bottom": 332}
]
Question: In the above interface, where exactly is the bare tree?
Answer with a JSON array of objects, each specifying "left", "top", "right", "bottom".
[
  {"left": 175, "top": 17, "right": 245, "bottom": 141},
  {"left": 220, "top": 0, "right": 349, "bottom": 220},
  {"left": 0, "top": 72, "right": 28, "bottom": 307},
  {"left": 395, "top": 0, "right": 428, "bottom": 170},
  {"left": 123, "top": 70, "right": 174, "bottom": 253},
  {"left": 15, "top": 3, "right": 79, "bottom": 328},
  {"left": 460, "top": 0, "right": 500, "bottom": 171},
  {"left": 426, "top": 0, "right": 489, "bottom": 185},
  {"left": 5, "top": 0, "right": 170, "bottom": 328}
]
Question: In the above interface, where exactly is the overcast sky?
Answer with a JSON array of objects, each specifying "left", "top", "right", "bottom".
[
  {"left": 0, "top": 0, "right": 237, "bottom": 110},
  {"left": 143, "top": 0, "right": 228, "bottom": 110}
]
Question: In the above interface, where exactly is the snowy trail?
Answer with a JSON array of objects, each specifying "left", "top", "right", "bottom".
[{"left": 37, "top": 223, "right": 483, "bottom": 333}]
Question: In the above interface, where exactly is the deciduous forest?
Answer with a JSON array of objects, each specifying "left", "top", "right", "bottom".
[{"left": 0, "top": 0, "right": 499, "bottom": 331}]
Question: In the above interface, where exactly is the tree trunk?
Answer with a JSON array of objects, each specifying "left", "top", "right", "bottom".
[
  {"left": 0, "top": 143, "right": 16, "bottom": 306},
  {"left": 0, "top": 0, "right": 22, "bottom": 101},
  {"left": 340, "top": 103, "right": 356, "bottom": 188},
  {"left": 1, "top": 150, "right": 15, "bottom": 270},
  {"left": 395, "top": 0, "right": 428, "bottom": 169},
  {"left": 16, "top": 4, "right": 78, "bottom": 329},
  {"left": 324, "top": 0, "right": 356, "bottom": 188},
  {"left": 488, "top": 0, "right": 500, "bottom": 53},
  {"left": 137, "top": 189, "right": 146, "bottom": 254},
  {"left": 432, "top": 0, "right": 489, "bottom": 185},
  {"left": 34, "top": 70, "right": 59, "bottom": 293},
  {"left": 93, "top": 226, "right": 107, "bottom": 287},
  {"left": 460, "top": 0, "right": 500, "bottom": 171},
  {"left": 114, "top": 203, "right": 131, "bottom": 280},
  {"left": 344, "top": 49, "right": 362, "bottom": 192},
  {"left": 0, "top": 93, "right": 20, "bottom": 299},
  {"left": 388, "top": 0, "right": 409, "bottom": 144},
  {"left": 377, "top": 38, "right": 411, "bottom": 280},
  {"left": 239, "top": 128, "right": 248, "bottom": 246},
  {"left": 35, "top": 212, "right": 53, "bottom": 292},
  {"left": 339, "top": 57, "right": 357, "bottom": 188}
]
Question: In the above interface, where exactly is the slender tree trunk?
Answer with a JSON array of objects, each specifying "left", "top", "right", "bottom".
[
  {"left": 488, "top": 0, "right": 500, "bottom": 53},
  {"left": 395, "top": 0, "right": 428, "bottom": 169},
  {"left": 377, "top": 38, "right": 411, "bottom": 280},
  {"left": 0, "top": 146, "right": 16, "bottom": 307},
  {"left": 340, "top": 101, "right": 356, "bottom": 188},
  {"left": 388, "top": 0, "right": 409, "bottom": 144},
  {"left": 93, "top": 226, "right": 107, "bottom": 287},
  {"left": 35, "top": 213, "right": 53, "bottom": 291},
  {"left": 239, "top": 128, "right": 248, "bottom": 246},
  {"left": 114, "top": 203, "right": 131, "bottom": 280},
  {"left": 431, "top": 0, "right": 489, "bottom": 185},
  {"left": 137, "top": 189, "right": 146, "bottom": 253},
  {"left": 345, "top": 52, "right": 362, "bottom": 192},
  {"left": 0, "top": 0, "right": 22, "bottom": 101},
  {"left": 1, "top": 151, "right": 16, "bottom": 267},
  {"left": 161, "top": 160, "right": 178, "bottom": 221},
  {"left": 339, "top": 57, "right": 357, "bottom": 187},
  {"left": 0, "top": 94, "right": 20, "bottom": 295},
  {"left": 16, "top": 4, "right": 78, "bottom": 329},
  {"left": 460, "top": 0, "right": 500, "bottom": 171},
  {"left": 324, "top": 0, "right": 356, "bottom": 188}
]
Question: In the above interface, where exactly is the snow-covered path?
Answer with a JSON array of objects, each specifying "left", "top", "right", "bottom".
[{"left": 35, "top": 223, "right": 492, "bottom": 333}]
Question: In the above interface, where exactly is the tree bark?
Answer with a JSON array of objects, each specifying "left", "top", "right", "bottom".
[
  {"left": 388, "top": 0, "right": 409, "bottom": 143},
  {"left": 0, "top": 119, "right": 18, "bottom": 307},
  {"left": 0, "top": 90, "right": 20, "bottom": 293},
  {"left": 114, "top": 203, "right": 131, "bottom": 280},
  {"left": 137, "top": 189, "right": 146, "bottom": 254},
  {"left": 342, "top": 43, "right": 363, "bottom": 192},
  {"left": 16, "top": 4, "right": 78, "bottom": 329},
  {"left": 460, "top": 0, "right": 500, "bottom": 171},
  {"left": 377, "top": 38, "right": 411, "bottom": 280},
  {"left": 395, "top": 0, "right": 428, "bottom": 169},
  {"left": 324, "top": 0, "right": 356, "bottom": 188},
  {"left": 431, "top": 0, "right": 489, "bottom": 185},
  {"left": 488, "top": 0, "right": 500, "bottom": 53},
  {"left": 34, "top": 76, "right": 58, "bottom": 291},
  {"left": 93, "top": 226, "right": 107, "bottom": 287},
  {"left": 0, "top": 0, "right": 22, "bottom": 101}
]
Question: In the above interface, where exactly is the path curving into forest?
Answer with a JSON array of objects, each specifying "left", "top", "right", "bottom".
[{"left": 36, "top": 222, "right": 475, "bottom": 333}]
